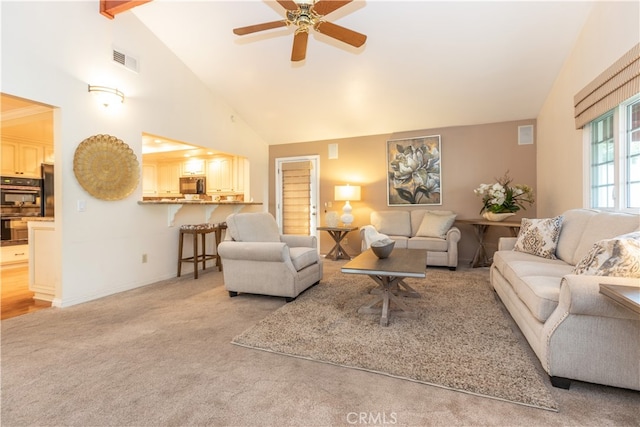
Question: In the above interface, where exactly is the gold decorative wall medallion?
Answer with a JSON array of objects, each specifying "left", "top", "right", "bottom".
[{"left": 73, "top": 134, "right": 139, "bottom": 200}]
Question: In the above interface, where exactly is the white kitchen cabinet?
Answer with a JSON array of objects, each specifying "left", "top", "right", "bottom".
[
  {"left": 0, "top": 244, "right": 28, "bottom": 268},
  {"left": 157, "top": 162, "right": 182, "bottom": 195},
  {"left": 28, "top": 220, "right": 57, "bottom": 302},
  {"left": 43, "top": 144, "right": 55, "bottom": 163},
  {"left": 1, "top": 140, "right": 44, "bottom": 178},
  {"left": 142, "top": 164, "right": 157, "bottom": 196},
  {"left": 206, "top": 156, "right": 233, "bottom": 192},
  {"left": 182, "top": 159, "right": 205, "bottom": 176}
]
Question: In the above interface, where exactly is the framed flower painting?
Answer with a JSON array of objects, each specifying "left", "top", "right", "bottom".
[{"left": 387, "top": 135, "right": 441, "bottom": 206}]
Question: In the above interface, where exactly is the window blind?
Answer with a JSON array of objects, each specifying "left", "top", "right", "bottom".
[
  {"left": 281, "top": 161, "right": 311, "bottom": 235},
  {"left": 574, "top": 43, "right": 640, "bottom": 129}
]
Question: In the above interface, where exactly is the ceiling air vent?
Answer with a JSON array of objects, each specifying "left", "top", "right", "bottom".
[{"left": 112, "top": 48, "right": 139, "bottom": 73}]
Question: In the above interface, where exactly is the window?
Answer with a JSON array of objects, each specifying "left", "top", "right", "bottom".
[{"left": 587, "top": 95, "right": 640, "bottom": 211}]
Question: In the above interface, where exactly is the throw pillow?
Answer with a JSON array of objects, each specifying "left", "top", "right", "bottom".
[
  {"left": 573, "top": 231, "right": 640, "bottom": 277},
  {"left": 513, "top": 216, "right": 563, "bottom": 259},
  {"left": 415, "top": 212, "right": 457, "bottom": 239}
]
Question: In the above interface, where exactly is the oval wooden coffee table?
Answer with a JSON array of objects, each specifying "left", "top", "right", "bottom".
[{"left": 341, "top": 248, "right": 427, "bottom": 326}]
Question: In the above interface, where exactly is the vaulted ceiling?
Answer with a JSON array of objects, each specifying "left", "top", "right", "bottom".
[{"left": 126, "top": 1, "right": 595, "bottom": 145}]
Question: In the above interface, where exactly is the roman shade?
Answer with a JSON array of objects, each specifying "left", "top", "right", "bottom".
[
  {"left": 281, "top": 160, "right": 312, "bottom": 235},
  {"left": 574, "top": 43, "right": 640, "bottom": 129}
]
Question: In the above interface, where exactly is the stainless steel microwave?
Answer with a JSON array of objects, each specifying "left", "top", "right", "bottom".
[{"left": 179, "top": 176, "right": 206, "bottom": 194}]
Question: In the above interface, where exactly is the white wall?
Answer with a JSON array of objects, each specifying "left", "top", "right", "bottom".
[
  {"left": 1, "top": 2, "right": 268, "bottom": 306},
  {"left": 536, "top": 1, "right": 639, "bottom": 216}
]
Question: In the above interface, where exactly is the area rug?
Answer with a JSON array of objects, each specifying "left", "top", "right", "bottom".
[{"left": 232, "top": 268, "right": 559, "bottom": 411}]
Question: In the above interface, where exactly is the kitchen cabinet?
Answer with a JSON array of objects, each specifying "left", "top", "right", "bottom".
[
  {"left": 43, "top": 144, "right": 55, "bottom": 163},
  {"left": 28, "top": 220, "right": 57, "bottom": 302},
  {"left": 206, "top": 157, "right": 233, "bottom": 192},
  {"left": 142, "top": 164, "right": 157, "bottom": 196},
  {"left": 1, "top": 140, "right": 45, "bottom": 178},
  {"left": 157, "top": 162, "right": 182, "bottom": 195},
  {"left": 1, "top": 244, "right": 28, "bottom": 268},
  {"left": 182, "top": 159, "right": 205, "bottom": 176}
]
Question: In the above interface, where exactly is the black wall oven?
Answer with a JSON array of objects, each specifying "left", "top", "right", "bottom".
[{"left": 0, "top": 176, "right": 42, "bottom": 246}]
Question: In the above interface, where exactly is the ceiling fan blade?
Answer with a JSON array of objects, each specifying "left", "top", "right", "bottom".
[
  {"left": 314, "top": 21, "right": 366, "bottom": 48},
  {"left": 233, "top": 20, "right": 288, "bottom": 36},
  {"left": 291, "top": 30, "right": 309, "bottom": 61},
  {"left": 312, "top": 0, "right": 352, "bottom": 16},
  {"left": 276, "top": 0, "right": 300, "bottom": 11}
]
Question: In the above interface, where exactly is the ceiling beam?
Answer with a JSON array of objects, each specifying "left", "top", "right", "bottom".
[{"left": 100, "top": 0, "right": 152, "bottom": 19}]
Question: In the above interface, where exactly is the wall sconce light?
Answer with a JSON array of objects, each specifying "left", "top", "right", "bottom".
[
  {"left": 88, "top": 85, "right": 124, "bottom": 107},
  {"left": 334, "top": 184, "right": 361, "bottom": 226}
]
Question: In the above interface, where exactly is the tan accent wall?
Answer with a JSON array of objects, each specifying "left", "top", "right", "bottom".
[{"left": 269, "top": 119, "right": 537, "bottom": 265}]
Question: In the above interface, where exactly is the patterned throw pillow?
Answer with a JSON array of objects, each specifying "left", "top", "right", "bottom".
[
  {"left": 513, "top": 216, "right": 564, "bottom": 259},
  {"left": 573, "top": 231, "right": 640, "bottom": 277}
]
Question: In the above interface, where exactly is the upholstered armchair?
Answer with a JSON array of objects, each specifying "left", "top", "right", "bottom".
[{"left": 217, "top": 212, "right": 323, "bottom": 302}]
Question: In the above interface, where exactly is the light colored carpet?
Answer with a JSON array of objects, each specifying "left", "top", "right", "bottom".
[
  {"left": 232, "top": 268, "right": 558, "bottom": 411},
  {"left": 2, "top": 263, "right": 639, "bottom": 426}
]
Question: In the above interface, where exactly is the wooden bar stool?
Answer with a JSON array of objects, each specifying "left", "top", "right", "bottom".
[
  {"left": 213, "top": 222, "right": 227, "bottom": 271},
  {"left": 177, "top": 223, "right": 219, "bottom": 279}
]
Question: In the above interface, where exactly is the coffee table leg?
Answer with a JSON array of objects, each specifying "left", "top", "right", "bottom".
[
  {"left": 397, "top": 280, "right": 420, "bottom": 297},
  {"left": 380, "top": 290, "right": 390, "bottom": 326},
  {"left": 359, "top": 275, "right": 417, "bottom": 326}
]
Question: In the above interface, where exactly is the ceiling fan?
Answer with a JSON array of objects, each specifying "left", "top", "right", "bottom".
[{"left": 232, "top": 0, "right": 367, "bottom": 62}]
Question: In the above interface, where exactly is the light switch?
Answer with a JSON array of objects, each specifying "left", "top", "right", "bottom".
[{"left": 77, "top": 200, "right": 86, "bottom": 212}]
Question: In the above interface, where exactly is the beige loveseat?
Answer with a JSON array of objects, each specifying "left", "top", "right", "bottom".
[
  {"left": 491, "top": 208, "right": 639, "bottom": 390},
  {"left": 218, "top": 212, "right": 323, "bottom": 302},
  {"left": 360, "top": 210, "right": 461, "bottom": 270}
]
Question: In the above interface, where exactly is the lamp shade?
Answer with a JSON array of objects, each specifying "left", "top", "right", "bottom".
[{"left": 334, "top": 185, "right": 361, "bottom": 201}]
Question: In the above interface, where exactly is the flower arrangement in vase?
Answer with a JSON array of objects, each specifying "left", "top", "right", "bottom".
[{"left": 474, "top": 172, "right": 534, "bottom": 221}]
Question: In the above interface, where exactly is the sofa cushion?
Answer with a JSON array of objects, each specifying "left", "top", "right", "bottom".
[
  {"left": 415, "top": 212, "right": 457, "bottom": 238},
  {"left": 407, "top": 237, "right": 449, "bottom": 251},
  {"left": 573, "top": 231, "right": 640, "bottom": 277},
  {"left": 573, "top": 211, "right": 640, "bottom": 265},
  {"left": 389, "top": 236, "right": 409, "bottom": 249},
  {"left": 555, "top": 209, "right": 597, "bottom": 265},
  {"left": 514, "top": 216, "right": 563, "bottom": 259},
  {"left": 371, "top": 211, "right": 411, "bottom": 237},
  {"left": 502, "top": 260, "right": 574, "bottom": 322},
  {"left": 226, "top": 212, "right": 280, "bottom": 242},
  {"left": 289, "top": 247, "right": 318, "bottom": 271},
  {"left": 492, "top": 249, "right": 563, "bottom": 276}
]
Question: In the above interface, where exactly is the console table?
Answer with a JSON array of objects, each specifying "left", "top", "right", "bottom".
[{"left": 456, "top": 219, "right": 521, "bottom": 268}]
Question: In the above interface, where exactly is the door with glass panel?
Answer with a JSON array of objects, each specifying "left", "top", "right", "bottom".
[{"left": 275, "top": 156, "right": 319, "bottom": 237}]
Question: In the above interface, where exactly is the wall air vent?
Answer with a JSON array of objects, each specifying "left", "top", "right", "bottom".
[{"left": 112, "top": 48, "right": 139, "bottom": 73}]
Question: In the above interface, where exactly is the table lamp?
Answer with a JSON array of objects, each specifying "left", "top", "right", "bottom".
[{"left": 334, "top": 185, "right": 361, "bottom": 226}]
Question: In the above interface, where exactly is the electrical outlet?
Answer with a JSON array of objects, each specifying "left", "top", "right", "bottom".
[{"left": 142, "top": 254, "right": 148, "bottom": 263}]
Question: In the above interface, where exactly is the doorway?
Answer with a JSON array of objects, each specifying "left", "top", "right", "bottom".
[
  {"left": 275, "top": 156, "right": 320, "bottom": 237},
  {"left": 1, "top": 93, "right": 55, "bottom": 318}
]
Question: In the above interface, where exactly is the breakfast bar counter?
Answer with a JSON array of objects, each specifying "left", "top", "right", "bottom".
[{"left": 138, "top": 200, "right": 263, "bottom": 226}]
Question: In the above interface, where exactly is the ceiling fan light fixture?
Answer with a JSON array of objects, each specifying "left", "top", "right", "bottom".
[{"left": 233, "top": 0, "right": 366, "bottom": 61}]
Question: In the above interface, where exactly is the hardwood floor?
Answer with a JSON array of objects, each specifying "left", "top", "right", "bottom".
[{"left": 1, "top": 265, "right": 51, "bottom": 320}]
